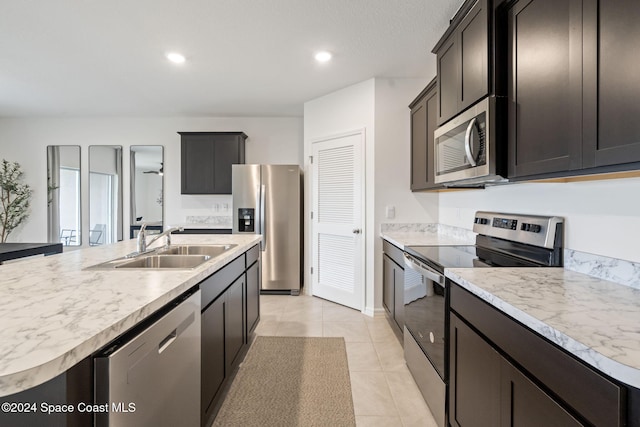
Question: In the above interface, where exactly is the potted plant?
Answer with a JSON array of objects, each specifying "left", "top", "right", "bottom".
[{"left": 0, "top": 159, "right": 33, "bottom": 243}]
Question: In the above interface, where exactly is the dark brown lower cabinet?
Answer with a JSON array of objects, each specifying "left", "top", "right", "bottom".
[
  {"left": 449, "top": 313, "right": 500, "bottom": 427},
  {"left": 450, "top": 282, "right": 628, "bottom": 427},
  {"left": 224, "top": 276, "right": 245, "bottom": 374},
  {"left": 201, "top": 296, "right": 225, "bottom": 421},
  {"left": 246, "top": 261, "right": 260, "bottom": 336},
  {"left": 501, "top": 359, "right": 582, "bottom": 427},
  {"left": 200, "top": 245, "right": 259, "bottom": 426},
  {"left": 450, "top": 313, "right": 582, "bottom": 427},
  {"left": 382, "top": 240, "right": 404, "bottom": 334}
]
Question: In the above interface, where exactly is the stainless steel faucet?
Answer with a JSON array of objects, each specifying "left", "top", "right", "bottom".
[{"left": 136, "top": 224, "right": 184, "bottom": 253}]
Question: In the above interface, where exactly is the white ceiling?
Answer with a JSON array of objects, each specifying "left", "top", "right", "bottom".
[{"left": 0, "top": 0, "right": 460, "bottom": 118}]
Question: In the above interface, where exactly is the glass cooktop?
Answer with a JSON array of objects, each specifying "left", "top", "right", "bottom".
[{"left": 404, "top": 246, "right": 483, "bottom": 270}]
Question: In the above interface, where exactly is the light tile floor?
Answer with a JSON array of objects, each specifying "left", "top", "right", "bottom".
[{"left": 254, "top": 294, "right": 439, "bottom": 427}]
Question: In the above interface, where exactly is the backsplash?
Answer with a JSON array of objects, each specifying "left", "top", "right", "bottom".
[
  {"left": 381, "top": 223, "right": 640, "bottom": 290},
  {"left": 185, "top": 215, "right": 233, "bottom": 228},
  {"left": 380, "top": 223, "right": 476, "bottom": 241},
  {"left": 564, "top": 250, "right": 640, "bottom": 290}
]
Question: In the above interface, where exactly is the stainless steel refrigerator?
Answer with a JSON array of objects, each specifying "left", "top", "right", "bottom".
[{"left": 232, "top": 164, "right": 302, "bottom": 295}]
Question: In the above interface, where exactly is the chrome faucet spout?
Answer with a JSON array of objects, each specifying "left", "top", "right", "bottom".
[
  {"left": 135, "top": 224, "right": 184, "bottom": 254},
  {"left": 146, "top": 226, "right": 184, "bottom": 249}
]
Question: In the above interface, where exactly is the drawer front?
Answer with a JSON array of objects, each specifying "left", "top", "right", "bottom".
[
  {"left": 200, "top": 254, "right": 245, "bottom": 309},
  {"left": 382, "top": 239, "right": 404, "bottom": 268},
  {"left": 246, "top": 244, "right": 259, "bottom": 267},
  {"left": 450, "top": 282, "right": 624, "bottom": 427}
]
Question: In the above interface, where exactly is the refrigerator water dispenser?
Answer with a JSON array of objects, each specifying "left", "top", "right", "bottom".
[{"left": 238, "top": 208, "right": 255, "bottom": 232}]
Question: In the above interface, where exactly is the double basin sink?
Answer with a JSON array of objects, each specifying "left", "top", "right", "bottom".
[{"left": 87, "top": 244, "right": 237, "bottom": 270}]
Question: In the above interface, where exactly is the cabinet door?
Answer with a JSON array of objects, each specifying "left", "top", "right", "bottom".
[
  {"left": 437, "top": 37, "right": 459, "bottom": 125},
  {"left": 225, "top": 275, "right": 245, "bottom": 373},
  {"left": 245, "top": 261, "right": 260, "bottom": 336},
  {"left": 449, "top": 313, "right": 501, "bottom": 427},
  {"left": 181, "top": 134, "right": 216, "bottom": 194},
  {"left": 410, "top": 80, "right": 439, "bottom": 191},
  {"left": 436, "top": 0, "right": 489, "bottom": 125},
  {"left": 501, "top": 360, "right": 583, "bottom": 427},
  {"left": 382, "top": 254, "right": 394, "bottom": 316},
  {"left": 507, "top": 0, "right": 584, "bottom": 178},
  {"left": 213, "top": 134, "right": 244, "bottom": 194},
  {"left": 410, "top": 95, "right": 428, "bottom": 189},
  {"left": 393, "top": 263, "right": 404, "bottom": 329},
  {"left": 180, "top": 132, "right": 246, "bottom": 194},
  {"left": 201, "top": 296, "right": 225, "bottom": 420},
  {"left": 459, "top": 0, "right": 489, "bottom": 111},
  {"left": 589, "top": 1, "right": 640, "bottom": 167}
]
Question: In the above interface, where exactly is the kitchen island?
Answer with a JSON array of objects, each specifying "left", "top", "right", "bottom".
[{"left": 0, "top": 233, "right": 261, "bottom": 397}]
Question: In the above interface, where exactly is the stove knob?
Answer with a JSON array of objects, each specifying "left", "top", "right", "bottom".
[{"left": 531, "top": 225, "right": 542, "bottom": 233}]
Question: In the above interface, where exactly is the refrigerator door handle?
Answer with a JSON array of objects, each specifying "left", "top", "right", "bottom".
[{"left": 260, "top": 184, "right": 266, "bottom": 251}]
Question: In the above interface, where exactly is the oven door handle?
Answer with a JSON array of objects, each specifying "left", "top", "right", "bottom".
[{"left": 403, "top": 253, "right": 445, "bottom": 286}]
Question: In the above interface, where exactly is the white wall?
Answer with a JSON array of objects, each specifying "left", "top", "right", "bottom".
[
  {"left": 439, "top": 177, "right": 640, "bottom": 263},
  {"left": 0, "top": 116, "right": 303, "bottom": 244},
  {"left": 373, "top": 78, "right": 437, "bottom": 311},
  {"left": 304, "top": 77, "right": 437, "bottom": 314}
]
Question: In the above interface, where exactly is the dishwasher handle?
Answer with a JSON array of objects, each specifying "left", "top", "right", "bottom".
[
  {"left": 158, "top": 311, "right": 195, "bottom": 354},
  {"left": 158, "top": 330, "right": 177, "bottom": 354}
]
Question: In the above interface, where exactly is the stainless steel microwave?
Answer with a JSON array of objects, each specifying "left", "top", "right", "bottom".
[{"left": 434, "top": 96, "right": 506, "bottom": 186}]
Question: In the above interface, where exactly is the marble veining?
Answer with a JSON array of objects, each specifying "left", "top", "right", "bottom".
[
  {"left": 564, "top": 249, "right": 640, "bottom": 290},
  {"left": 380, "top": 223, "right": 439, "bottom": 233},
  {"left": 380, "top": 223, "right": 476, "bottom": 249},
  {"left": 446, "top": 267, "right": 640, "bottom": 388},
  {"left": 0, "top": 234, "right": 261, "bottom": 397},
  {"left": 183, "top": 215, "right": 233, "bottom": 228}
]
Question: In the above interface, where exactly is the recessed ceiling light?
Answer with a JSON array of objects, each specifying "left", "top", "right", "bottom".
[
  {"left": 166, "top": 52, "right": 186, "bottom": 64},
  {"left": 314, "top": 51, "right": 332, "bottom": 63}
]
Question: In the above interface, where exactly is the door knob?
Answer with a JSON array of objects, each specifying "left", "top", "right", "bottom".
[{"left": 352, "top": 229, "right": 361, "bottom": 234}]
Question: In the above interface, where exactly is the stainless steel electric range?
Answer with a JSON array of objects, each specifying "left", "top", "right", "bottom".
[{"left": 402, "top": 211, "right": 564, "bottom": 427}]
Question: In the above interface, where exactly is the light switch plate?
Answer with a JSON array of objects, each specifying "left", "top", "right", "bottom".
[{"left": 386, "top": 205, "right": 396, "bottom": 219}]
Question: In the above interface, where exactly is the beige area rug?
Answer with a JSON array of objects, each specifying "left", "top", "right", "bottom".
[{"left": 213, "top": 336, "right": 356, "bottom": 427}]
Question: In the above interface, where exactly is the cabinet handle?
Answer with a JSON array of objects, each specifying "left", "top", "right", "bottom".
[{"left": 464, "top": 117, "right": 477, "bottom": 167}]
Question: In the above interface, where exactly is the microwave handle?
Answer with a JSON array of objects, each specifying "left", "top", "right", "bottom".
[{"left": 464, "top": 117, "right": 477, "bottom": 167}]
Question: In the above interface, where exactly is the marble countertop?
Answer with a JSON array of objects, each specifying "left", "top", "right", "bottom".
[
  {"left": 446, "top": 267, "right": 640, "bottom": 389},
  {"left": 0, "top": 234, "right": 261, "bottom": 397},
  {"left": 380, "top": 230, "right": 476, "bottom": 249},
  {"left": 174, "top": 223, "right": 232, "bottom": 229}
]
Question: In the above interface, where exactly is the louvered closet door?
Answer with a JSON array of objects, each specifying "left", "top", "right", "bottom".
[{"left": 311, "top": 131, "right": 364, "bottom": 310}]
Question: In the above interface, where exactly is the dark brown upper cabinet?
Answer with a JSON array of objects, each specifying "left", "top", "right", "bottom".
[
  {"left": 507, "top": 0, "right": 640, "bottom": 180},
  {"left": 588, "top": 1, "right": 640, "bottom": 168},
  {"left": 179, "top": 132, "right": 247, "bottom": 194},
  {"left": 433, "top": 0, "right": 490, "bottom": 126},
  {"left": 507, "top": 0, "right": 586, "bottom": 178},
  {"left": 410, "top": 78, "right": 442, "bottom": 191}
]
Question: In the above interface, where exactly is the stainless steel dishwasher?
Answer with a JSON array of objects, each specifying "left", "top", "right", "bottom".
[{"left": 94, "top": 289, "right": 201, "bottom": 427}]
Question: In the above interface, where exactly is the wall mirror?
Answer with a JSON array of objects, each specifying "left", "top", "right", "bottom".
[
  {"left": 130, "top": 145, "right": 164, "bottom": 238},
  {"left": 89, "top": 145, "right": 123, "bottom": 246},
  {"left": 47, "top": 145, "right": 82, "bottom": 246}
]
